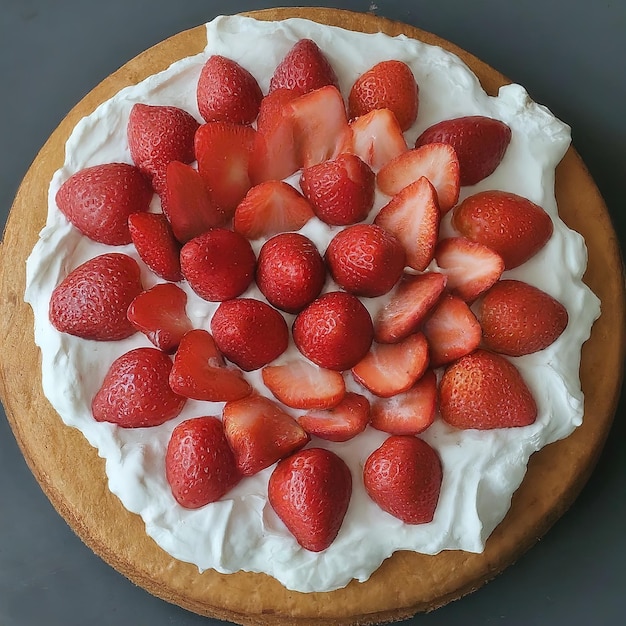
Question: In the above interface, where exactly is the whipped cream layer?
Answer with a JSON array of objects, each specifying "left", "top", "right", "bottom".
[{"left": 25, "top": 15, "right": 600, "bottom": 593}]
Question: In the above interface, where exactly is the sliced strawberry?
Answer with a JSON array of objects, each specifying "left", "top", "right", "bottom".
[
  {"left": 55, "top": 163, "right": 152, "bottom": 245},
  {"left": 374, "top": 176, "right": 440, "bottom": 271},
  {"left": 169, "top": 329, "right": 252, "bottom": 402},
  {"left": 127, "top": 283, "right": 193, "bottom": 353},
  {"left": 351, "top": 332, "right": 429, "bottom": 397},
  {"left": 128, "top": 212, "right": 182, "bottom": 282},
  {"left": 180, "top": 228, "right": 256, "bottom": 302},
  {"left": 195, "top": 122, "right": 256, "bottom": 215},
  {"left": 196, "top": 55, "right": 262, "bottom": 124},
  {"left": 325, "top": 224, "right": 405, "bottom": 297},
  {"left": 370, "top": 369, "right": 437, "bottom": 436},
  {"left": 348, "top": 60, "right": 419, "bottom": 132},
  {"left": 211, "top": 299, "right": 289, "bottom": 371},
  {"left": 300, "top": 153, "right": 375, "bottom": 226},
  {"left": 422, "top": 294, "right": 481, "bottom": 368},
  {"left": 452, "top": 190, "right": 553, "bottom": 269},
  {"left": 233, "top": 180, "right": 315, "bottom": 239},
  {"left": 222, "top": 395, "right": 309, "bottom": 476},
  {"left": 166, "top": 416, "right": 242, "bottom": 509},
  {"left": 434, "top": 237, "right": 504, "bottom": 302},
  {"left": 364, "top": 435, "right": 442, "bottom": 524},
  {"left": 49, "top": 253, "right": 142, "bottom": 341},
  {"left": 377, "top": 143, "right": 460, "bottom": 213},
  {"left": 415, "top": 115, "right": 512, "bottom": 186},
  {"left": 439, "top": 349, "right": 538, "bottom": 429},
  {"left": 374, "top": 272, "right": 447, "bottom": 344},
  {"left": 297, "top": 392, "right": 370, "bottom": 442},
  {"left": 256, "top": 87, "right": 304, "bottom": 132},
  {"left": 340, "top": 108, "right": 408, "bottom": 170},
  {"left": 92, "top": 347, "right": 186, "bottom": 427},
  {"left": 262, "top": 360, "right": 346, "bottom": 410},
  {"left": 163, "top": 161, "right": 228, "bottom": 243},
  {"left": 269, "top": 39, "right": 339, "bottom": 95},
  {"left": 476, "top": 279, "right": 569, "bottom": 356}
]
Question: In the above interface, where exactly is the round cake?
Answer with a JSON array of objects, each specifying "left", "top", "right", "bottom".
[{"left": 1, "top": 7, "right": 624, "bottom": 626}]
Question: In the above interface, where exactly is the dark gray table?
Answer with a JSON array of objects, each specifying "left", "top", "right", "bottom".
[{"left": 1, "top": 2, "right": 624, "bottom": 625}]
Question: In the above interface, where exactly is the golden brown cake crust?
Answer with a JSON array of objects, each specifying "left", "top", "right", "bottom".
[{"left": 0, "top": 7, "right": 624, "bottom": 625}]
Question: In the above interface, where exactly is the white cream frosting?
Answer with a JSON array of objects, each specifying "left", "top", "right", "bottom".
[{"left": 24, "top": 15, "right": 600, "bottom": 593}]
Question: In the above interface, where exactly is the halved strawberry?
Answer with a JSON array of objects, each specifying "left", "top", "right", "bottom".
[
  {"left": 434, "top": 237, "right": 504, "bottom": 302},
  {"left": 374, "top": 272, "right": 447, "bottom": 344},
  {"left": 377, "top": 143, "right": 460, "bottom": 213},
  {"left": 195, "top": 122, "right": 256, "bottom": 215},
  {"left": 422, "top": 293, "right": 481, "bottom": 368},
  {"left": 348, "top": 60, "right": 419, "bottom": 132},
  {"left": 222, "top": 395, "right": 309, "bottom": 476},
  {"left": 127, "top": 283, "right": 193, "bottom": 353},
  {"left": 370, "top": 369, "right": 437, "bottom": 435},
  {"left": 169, "top": 329, "right": 252, "bottom": 402},
  {"left": 297, "top": 392, "right": 370, "bottom": 442},
  {"left": 374, "top": 176, "right": 440, "bottom": 271},
  {"left": 233, "top": 180, "right": 315, "bottom": 239},
  {"left": 351, "top": 332, "right": 430, "bottom": 397},
  {"left": 256, "top": 87, "right": 303, "bottom": 132},
  {"left": 128, "top": 212, "right": 182, "bottom": 282},
  {"left": 262, "top": 360, "right": 346, "bottom": 410}
]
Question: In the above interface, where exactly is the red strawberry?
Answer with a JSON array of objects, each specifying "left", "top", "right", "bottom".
[
  {"left": 374, "top": 272, "right": 447, "bottom": 344},
  {"left": 377, "top": 143, "right": 460, "bottom": 213},
  {"left": 269, "top": 39, "right": 339, "bottom": 95},
  {"left": 293, "top": 292, "right": 374, "bottom": 371},
  {"left": 222, "top": 395, "right": 309, "bottom": 476},
  {"left": 128, "top": 212, "right": 182, "bottom": 282},
  {"left": 256, "top": 233, "right": 326, "bottom": 313},
  {"left": 196, "top": 55, "right": 262, "bottom": 124},
  {"left": 210, "top": 299, "right": 289, "bottom": 371},
  {"left": 325, "top": 224, "right": 405, "bottom": 297},
  {"left": 166, "top": 416, "right": 242, "bottom": 509},
  {"left": 422, "top": 293, "right": 481, "bottom": 368},
  {"left": 340, "top": 108, "right": 408, "bottom": 170},
  {"left": 163, "top": 161, "right": 228, "bottom": 243},
  {"left": 169, "top": 329, "right": 252, "bottom": 402},
  {"left": 349, "top": 60, "right": 419, "bottom": 132},
  {"left": 476, "top": 279, "right": 569, "bottom": 356},
  {"left": 434, "top": 237, "right": 504, "bottom": 302},
  {"left": 374, "top": 176, "right": 440, "bottom": 271},
  {"left": 452, "top": 190, "right": 554, "bottom": 269},
  {"left": 352, "top": 333, "right": 430, "bottom": 398},
  {"left": 300, "top": 153, "right": 375, "bottom": 226},
  {"left": 268, "top": 448, "right": 351, "bottom": 551},
  {"left": 439, "top": 349, "right": 538, "bottom": 429},
  {"left": 180, "top": 228, "right": 256, "bottom": 302},
  {"left": 363, "top": 435, "right": 442, "bottom": 524},
  {"left": 370, "top": 369, "right": 437, "bottom": 436},
  {"left": 92, "top": 347, "right": 186, "bottom": 427},
  {"left": 195, "top": 122, "right": 256, "bottom": 215},
  {"left": 233, "top": 181, "right": 315, "bottom": 240},
  {"left": 415, "top": 115, "right": 512, "bottom": 186},
  {"left": 49, "top": 253, "right": 142, "bottom": 341},
  {"left": 256, "top": 87, "right": 303, "bottom": 132},
  {"left": 127, "top": 104, "right": 199, "bottom": 193},
  {"left": 262, "top": 360, "right": 346, "bottom": 410},
  {"left": 127, "top": 283, "right": 193, "bottom": 353},
  {"left": 297, "top": 392, "right": 370, "bottom": 442},
  {"left": 55, "top": 163, "right": 152, "bottom": 245}
]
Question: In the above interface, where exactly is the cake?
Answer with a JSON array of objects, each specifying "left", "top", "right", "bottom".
[{"left": 1, "top": 7, "right": 624, "bottom": 626}]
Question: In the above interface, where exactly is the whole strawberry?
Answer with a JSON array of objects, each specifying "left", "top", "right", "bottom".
[
  {"left": 55, "top": 163, "right": 152, "bottom": 245},
  {"left": 363, "top": 435, "right": 442, "bottom": 524},
  {"left": 92, "top": 347, "right": 186, "bottom": 427},
  {"left": 268, "top": 447, "right": 352, "bottom": 552},
  {"left": 166, "top": 416, "right": 242, "bottom": 509},
  {"left": 49, "top": 253, "right": 142, "bottom": 341}
]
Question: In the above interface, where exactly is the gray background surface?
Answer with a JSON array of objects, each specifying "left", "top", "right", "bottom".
[{"left": 1, "top": 1, "right": 624, "bottom": 625}]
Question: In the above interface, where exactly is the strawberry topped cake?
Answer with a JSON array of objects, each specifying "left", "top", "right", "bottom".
[{"left": 14, "top": 9, "right": 610, "bottom": 623}]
